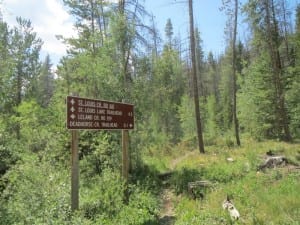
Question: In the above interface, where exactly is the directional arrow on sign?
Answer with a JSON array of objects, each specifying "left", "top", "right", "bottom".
[{"left": 66, "top": 96, "right": 134, "bottom": 130}]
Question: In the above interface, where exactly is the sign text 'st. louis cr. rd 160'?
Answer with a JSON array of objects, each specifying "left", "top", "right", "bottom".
[{"left": 66, "top": 96, "right": 134, "bottom": 130}]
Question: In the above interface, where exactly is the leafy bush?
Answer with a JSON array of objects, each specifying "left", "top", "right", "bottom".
[
  {"left": 111, "top": 188, "right": 159, "bottom": 225},
  {"left": 130, "top": 162, "right": 162, "bottom": 193},
  {"left": 80, "top": 132, "right": 121, "bottom": 177},
  {"left": 178, "top": 95, "right": 196, "bottom": 142},
  {"left": 80, "top": 168, "right": 160, "bottom": 224},
  {"left": 0, "top": 119, "right": 20, "bottom": 177},
  {"left": 1, "top": 153, "right": 70, "bottom": 224},
  {"left": 81, "top": 169, "right": 124, "bottom": 220},
  {"left": 0, "top": 145, "right": 17, "bottom": 177}
]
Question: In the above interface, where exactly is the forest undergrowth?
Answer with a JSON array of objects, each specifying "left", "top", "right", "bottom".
[
  {"left": 1, "top": 0, "right": 300, "bottom": 224},
  {"left": 144, "top": 139, "right": 300, "bottom": 225}
]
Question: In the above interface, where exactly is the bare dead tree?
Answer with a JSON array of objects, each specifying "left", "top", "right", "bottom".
[
  {"left": 232, "top": 0, "right": 241, "bottom": 146},
  {"left": 188, "top": 0, "right": 205, "bottom": 153}
]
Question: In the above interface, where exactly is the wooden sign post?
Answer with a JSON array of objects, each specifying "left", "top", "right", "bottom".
[
  {"left": 66, "top": 96, "right": 134, "bottom": 211},
  {"left": 122, "top": 129, "right": 129, "bottom": 202},
  {"left": 71, "top": 129, "right": 79, "bottom": 211},
  {"left": 122, "top": 129, "right": 129, "bottom": 181}
]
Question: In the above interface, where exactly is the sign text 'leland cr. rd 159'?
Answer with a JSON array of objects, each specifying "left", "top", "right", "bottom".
[{"left": 66, "top": 96, "right": 134, "bottom": 130}]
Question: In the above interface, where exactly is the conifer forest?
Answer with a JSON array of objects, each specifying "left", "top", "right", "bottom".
[{"left": 0, "top": 0, "right": 300, "bottom": 224}]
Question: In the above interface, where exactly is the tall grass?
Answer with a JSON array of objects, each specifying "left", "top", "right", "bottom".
[{"left": 144, "top": 139, "right": 300, "bottom": 224}]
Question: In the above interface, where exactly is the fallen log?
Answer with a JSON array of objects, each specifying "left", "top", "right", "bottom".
[
  {"left": 158, "top": 171, "right": 173, "bottom": 180},
  {"left": 187, "top": 180, "right": 213, "bottom": 199}
]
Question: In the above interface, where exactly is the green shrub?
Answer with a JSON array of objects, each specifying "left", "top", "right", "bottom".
[
  {"left": 113, "top": 188, "right": 159, "bottom": 225},
  {"left": 81, "top": 169, "right": 124, "bottom": 220},
  {"left": 80, "top": 132, "right": 121, "bottom": 177},
  {"left": 1, "top": 153, "right": 70, "bottom": 224},
  {"left": 130, "top": 163, "right": 162, "bottom": 193},
  {"left": 80, "top": 169, "right": 160, "bottom": 224}
]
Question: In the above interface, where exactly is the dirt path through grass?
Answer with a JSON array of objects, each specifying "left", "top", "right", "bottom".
[
  {"left": 159, "top": 151, "right": 196, "bottom": 224},
  {"left": 159, "top": 188, "right": 175, "bottom": 225},
  {"left": 170, "top": 150, "right": 195, "bottom": 170}
]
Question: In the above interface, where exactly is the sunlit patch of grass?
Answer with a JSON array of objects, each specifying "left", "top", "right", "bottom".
[
  {"left": 175, "top": 169, "right": 300, "bottom": 224},
  {"left": 142, "top": 156, "right": 169, "bottom": 173},
  {"left": 172, "top": 151, "right": 207, "bottom": 170},
  {"left": 147, "top": 139, "right": 300, "bottom": 224}
]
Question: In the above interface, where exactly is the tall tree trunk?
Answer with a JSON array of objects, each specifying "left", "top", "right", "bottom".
[
  {"left": 232, "top": 0, "right": 241, "bottom": 146},
  {"left": 90, "top": 0, "right": 96, "bottom": 55},
  {"left": 90, "top": 0, "right": 99, "bottom": 98},
  {"left": 188, "top": 0, "right": 205, "bottom": 154},
  {"left": 279, "top": 0, "right": 291, "bottom": 64},
  {"left": 118, "top": 0, "right": 131, "bottom": 196},
  {"left": 151, "top": 15, "right": 158, "bottom": 57},
  {"left": 264, "top": 0, "right": 292, "bottom": 141},
  {"left": 119, "top": 0, "right": 131, "bottom": 95},
  {"left": 15, "top": 65, "right": 23, "bottom": 140}
]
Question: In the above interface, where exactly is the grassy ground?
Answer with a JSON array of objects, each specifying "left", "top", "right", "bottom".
[{"left": 143, "top": 139, "right": 300, "bottom": 224}]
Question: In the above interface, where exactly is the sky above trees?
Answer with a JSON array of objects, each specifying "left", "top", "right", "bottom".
[
  {"left": 1, "top": 0, "right": 233, "bottom": 65},
  {"left": 1, "top": 0, "right": 298, "bottom": 68}
]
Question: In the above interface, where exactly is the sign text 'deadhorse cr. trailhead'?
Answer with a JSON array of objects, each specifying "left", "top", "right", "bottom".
[{"left": 66, "top": 96, "right": 134, "bottom": 130}]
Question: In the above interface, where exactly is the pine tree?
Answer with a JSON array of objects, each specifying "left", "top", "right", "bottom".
[
  {"left": 222, "top": 0, "right": 241, "bottom": 145},
  {"left": 286, "top": 4, "right": 300, "bottom": 137},
  {"left": 165, "top": 18, "right": 173, "bottom": 47},
  {"left": 36, "top": 55, "right": 55, "bottom": 108},
  {"left": 0, "top": 20, "right": 12, "bottom": 113},
  {"left": 4, "top": 17, "right": 42, "bottom": 139},
  {"left": 194, "top": 28, "right": 206, "bottom": 99},
  {"left": 243, "top": 0, "right": 292, "bottom": 141}
]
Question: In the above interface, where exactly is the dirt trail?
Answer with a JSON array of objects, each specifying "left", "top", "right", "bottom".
[
  {"left": 170, "top": 151, "right": 195, "bottom": 170},
  {"left": 159, "top": 189, "right": 176, "bottom": 225},
  {"left": 159, "top": 151, "right": 196, "bottom": 224}
]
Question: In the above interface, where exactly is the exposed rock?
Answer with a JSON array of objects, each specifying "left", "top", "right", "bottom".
[{"left": 227, "top": 157, "right": 234, "bottom": 162}]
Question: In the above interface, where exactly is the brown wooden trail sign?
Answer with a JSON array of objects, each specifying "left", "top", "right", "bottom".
[
  {"left": 66, "top": 96, "right": 134, "bottom": 130},
  {"left": 66, "top": 95, "right": 134, "bottom": 212}
]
